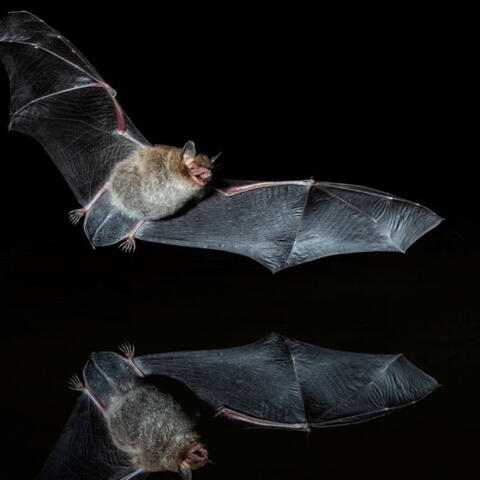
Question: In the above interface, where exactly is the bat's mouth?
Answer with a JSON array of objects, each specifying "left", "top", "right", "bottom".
[
  {"left": 188, "top": 164, "right": 212, "bottom": 186},
  {"left": 185, "top": 443, "right": 209, "bottom": 469}
]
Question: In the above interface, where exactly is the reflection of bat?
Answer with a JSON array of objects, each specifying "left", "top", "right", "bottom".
[
  {"left": 0, "top": 12, "right": 442, "bottom": 272},
  {"left": 39, "top": 333, "right": 438, "bottom": 480}
]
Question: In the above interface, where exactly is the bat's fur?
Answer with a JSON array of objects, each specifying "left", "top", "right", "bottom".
[
  {"left": 108, "top": 143, "right": 214, "bottom": 220},
  {"left": 106, "top": 384, "right": 202, "bottom": 473}
]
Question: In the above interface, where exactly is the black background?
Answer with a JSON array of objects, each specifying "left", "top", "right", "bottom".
[{"left": 1, "top": 4, "right": 476, "bottom": 479}]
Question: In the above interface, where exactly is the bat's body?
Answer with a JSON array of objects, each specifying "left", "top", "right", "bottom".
[
  {"left": 70, "top": 142, "right": 216, "bottom": 251},
  {"left": 0, "top": 11, "right": 442, "bottom": 270},
  {"left": 64, "top": 343, "right": 209, "bottom": 480},
  {"left": 39, "top": 334, "right": 438, "bottom": 479},
  {"left": 108, "top": 144, "right": 214, "bottom": 221},
  {"left": 106, "top": 384, "right": 208, "bottom": 476}
]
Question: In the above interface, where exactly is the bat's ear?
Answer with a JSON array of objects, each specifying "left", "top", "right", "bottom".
[
  {"left": 182, "top": 141, "right": 196, "bottom": 164},
  {"left": 210, "top": 151, "right": 222, "bottom": 163},
  {"left": 178, "top": 465, "right": 192, "bottom": 480}
]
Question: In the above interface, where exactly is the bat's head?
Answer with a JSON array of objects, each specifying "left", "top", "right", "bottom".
[
  {"left": 181, "top": 140, "right": 220, "bottom": 187},
  {"left": 179, "top": 443, "right": 209, "bottom": 478}
]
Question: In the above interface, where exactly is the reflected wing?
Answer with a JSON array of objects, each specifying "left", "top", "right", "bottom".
[
  {"left": 38, "top": 395, "right": 144, "bottom": 480},
  {"left": 136, "top": 333, "right": 439, "bottom": 430},
  {"left": 40, "top": 336, "right": 438, "bottom": 477},
  {"left": 0, "top": 10, "right": 149, "bottom": 206}
]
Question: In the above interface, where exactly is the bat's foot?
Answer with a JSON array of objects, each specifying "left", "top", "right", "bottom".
[
  {"left": 68, "top": 374, "right": 106, "bottom": 412},
  {"left": 119, "top": 342, "right": 135, "bottom": 359},
  {"left": 68, "top": 373, "right": 85, "bottom": 391},
  {"left": 68, "top": 186, "right": 109, "bottom": 225},
  {"left": 119, "top": 236, "right": 136, "bottom": 253},
  {"left": 118, "top": 221, "right": 145, "bottom": 253},
  {"left": 118, "top": 342, "right": 144, "bottom": 377},
  {"left": 68, "top": 208, "right": 87, "bottom": 225}
]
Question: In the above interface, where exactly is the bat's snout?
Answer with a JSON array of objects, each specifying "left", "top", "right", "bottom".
[
  {"left": 185, "top": 443, "right": 209, "bottom": 470},
  {"left": 188, "top": 163, "right": 212, "bottom": 186}
]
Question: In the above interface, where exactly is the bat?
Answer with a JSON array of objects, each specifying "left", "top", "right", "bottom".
[
  {"left": 38, "top": 333, "right": 438, "bottom": 479},
  {"left": 0, "top": 11, "right": 442, "bottom": 272}
]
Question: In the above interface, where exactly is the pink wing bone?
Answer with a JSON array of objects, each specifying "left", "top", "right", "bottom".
[{"left": 216, "top": 179, "right": 315, "bottom": 196}]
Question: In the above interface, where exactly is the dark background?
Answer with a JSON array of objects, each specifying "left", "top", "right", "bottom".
[{"left": 1, "top": 4, "right": 476, "bottom": 479}]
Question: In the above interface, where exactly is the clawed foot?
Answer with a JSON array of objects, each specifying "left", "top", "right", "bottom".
[
  {"left": 68, "top": 208, "right": 87, "bottom": 225},
  {"left": 118, "top": 221, "right": 144, "bottom": 253},
  {"left": 68, "top": 374, "right": 85, "bottom": 391},
  {"left": 118, "top": 342, "right": 144, "bottom": 377},
  {"left": 119, "top": 236, "right": 136, "bottom": 253},
  {"left": 119, "top": 342, "right": 135, "bottom": 359},
  {"left": 68, "top": 373, "right": 105, "bottom": 412}
]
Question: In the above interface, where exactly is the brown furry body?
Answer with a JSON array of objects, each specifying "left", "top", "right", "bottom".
[
  {"left": 106, "top": 384, "right": 202, "bottom": 473},
  {"left": 108, "top": 145, "right": 212, "bottom": 220}
]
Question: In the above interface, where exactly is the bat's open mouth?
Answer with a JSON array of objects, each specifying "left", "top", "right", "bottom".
[
  {"left": 186, "top": 443, "right": 209, "bottom": 468},
  {"left": 188, "top": 165, "right": 212, "bottom": 186}
]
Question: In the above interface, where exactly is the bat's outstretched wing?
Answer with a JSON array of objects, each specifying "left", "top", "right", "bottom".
[
  {"left": 0, "top": 11, "right": 149, "bottom": 206},
  {"left": 136, "top": 332, "right": 438, "bottom": 430},
  {"left": 40, "top": 337, "right": 438, "bottom": 477},
  {"left": 39, "top": 351, "right": 149, "bottom": 480},
  {"left": 38, "top": 395, "right": 144, "bottom": 480},
  {"left": 86, "top": 179, "right": 441, "bottom": 272},
  {"left": 1, "top": 12, "right": 441, "bottom": 271}
]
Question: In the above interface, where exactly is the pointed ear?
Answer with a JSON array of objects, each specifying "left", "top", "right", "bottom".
[
  {"left": 182, "top": 141, "right": 196, "bottom": 163},
  {"left": 210, "top": 151, "right": 222, "bottom": 163},
  {"left": 179, "top": 465, "right": 192, "bottom": 480}
]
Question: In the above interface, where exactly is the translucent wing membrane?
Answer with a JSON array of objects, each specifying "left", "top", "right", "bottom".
[
  {"left": 134, "top": 181, "right": 441, "bottom": 272},
  {"left": 0, "top": 12, "right": 441, "bottom": 270},
  {"left": 136, "top": 333, "right": 439, "bottom": 429},
  {"left": 0, "top": 11, "right": 149, "bottom": 205},
  {"left": 40, "top": 334, "right": 438, "bottom": 478},
  {"left": 38, "top": 395, "right": 145, "bottom": 480}
]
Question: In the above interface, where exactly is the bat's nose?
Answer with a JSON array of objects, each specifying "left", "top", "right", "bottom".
[{"left": 186, "top": 443, "right": 209, "bottom": 469}]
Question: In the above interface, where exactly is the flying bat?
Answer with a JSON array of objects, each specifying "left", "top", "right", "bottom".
[
  {"left": 38, "top": 333, "right": 438, "bottom": 479},
  {"left": 0, "top": 11, "right": 442, "bottom": 272}
]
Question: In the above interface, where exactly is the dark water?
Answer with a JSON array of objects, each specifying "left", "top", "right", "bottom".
[{"left": 1, "top": 4, "right": 475, "bottom": 479}]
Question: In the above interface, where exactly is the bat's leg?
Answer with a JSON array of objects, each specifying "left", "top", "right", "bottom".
[
  {"left": 118, "top": 220, "right": 145, "bottom": 253},
  {"left": 68, "top": 374, "right": 106, "bottom": 413},
  {"left": 68, "top": 185, "right": 109, "bottom": 224},
  {"left": 118, "top": 342, "right": 145, "bottom": 377}
]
